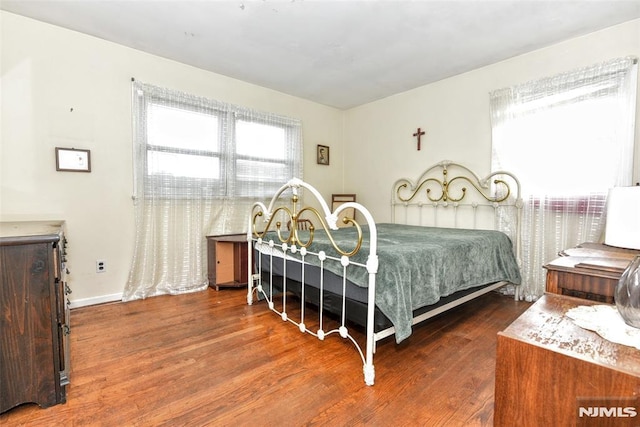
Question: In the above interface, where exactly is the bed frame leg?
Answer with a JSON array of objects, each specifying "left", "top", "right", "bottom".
[
  {"left": 363, "top": 363, "right": 375, "bottom": 386},
  {"left": 247, "top": 273, "right": 260, "bottom": 306}
]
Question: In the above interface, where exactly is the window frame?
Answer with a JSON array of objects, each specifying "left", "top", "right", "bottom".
[
  {"left": 490, "top": 57, "right": 637, "bottom": 206},
  {"left": 134, "top": 84, "right": 302, "bottom": 199},
  {"left": 143, "top": 95, "right": 226, "bottom": 196},
  {"left": 231, "top": 114, "right": 298, "bottom": 197}
]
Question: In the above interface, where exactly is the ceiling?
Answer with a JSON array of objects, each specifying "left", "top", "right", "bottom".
[{"left": 2, "top": 0, "right": 640, "bottom": 109}]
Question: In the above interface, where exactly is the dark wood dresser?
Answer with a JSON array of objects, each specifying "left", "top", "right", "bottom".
[{"left": 0, "top": 221, "right": 71, "bottom": 413}]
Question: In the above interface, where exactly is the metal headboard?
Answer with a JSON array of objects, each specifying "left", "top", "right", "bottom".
[{"left": 391, "top": 160, "right": 523, "bottom": 281}]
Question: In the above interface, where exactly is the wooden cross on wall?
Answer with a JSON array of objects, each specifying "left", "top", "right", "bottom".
[{"left": 413, "top": 127, "right": 426, "bottom": 151}]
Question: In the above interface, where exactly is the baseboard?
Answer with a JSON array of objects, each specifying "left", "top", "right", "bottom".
[{"left": 70, "top": 293, "right": 123, "bottom": 309}]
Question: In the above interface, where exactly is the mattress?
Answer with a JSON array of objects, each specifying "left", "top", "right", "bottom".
[{"left": 254, "top": 223, "right": 521, "bottom": 342}]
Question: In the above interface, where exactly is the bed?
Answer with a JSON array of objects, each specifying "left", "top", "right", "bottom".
[{"left": 246, "top": 160, "right": 522, "bottom": 386}]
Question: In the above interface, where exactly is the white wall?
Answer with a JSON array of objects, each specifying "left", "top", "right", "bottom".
[
  {"left": 0, "top": 11, "right": 344, "bottom": 306},
  {"left": 344, "top": 19, "right": 640, "bottom": 222}
]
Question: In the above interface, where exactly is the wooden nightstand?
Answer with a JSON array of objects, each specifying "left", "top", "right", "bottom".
[
  {"left": 543, "top": 242, "right": 640, "bottom": 303},
  {"left": 206, "top": 234, "right": 248, "bottom": 291},
  {"left": 494, "top": 294, "right": 640, "bottom": 426}
]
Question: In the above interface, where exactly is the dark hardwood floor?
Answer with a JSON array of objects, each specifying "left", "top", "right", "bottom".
[{"left": 1, "top": 288, "right": 530, "bottom": 426}]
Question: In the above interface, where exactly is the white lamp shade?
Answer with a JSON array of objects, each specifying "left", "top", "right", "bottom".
[{"left": 605, "top": 186, "right": 640, "bottom": 250}]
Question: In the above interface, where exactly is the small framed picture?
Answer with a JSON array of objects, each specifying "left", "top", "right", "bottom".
[
  {"left": 56, "top": 147, "right": 91, "bottom": 172},
  {"left": 317, "top": 145, "right": 329, "bottom": 165}
]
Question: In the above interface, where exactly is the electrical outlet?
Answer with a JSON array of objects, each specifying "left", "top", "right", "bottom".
[{"left": 96, "top": 259, "right": 106, "bottom": 273}]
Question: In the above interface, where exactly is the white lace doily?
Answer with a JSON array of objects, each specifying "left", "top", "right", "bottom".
[{"left": 565, "top": 305, "right": 640, "bottom": 350}]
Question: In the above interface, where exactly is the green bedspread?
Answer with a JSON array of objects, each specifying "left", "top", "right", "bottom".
[{"left": 270, "top": 223, "right": 521, "bottom": 343}]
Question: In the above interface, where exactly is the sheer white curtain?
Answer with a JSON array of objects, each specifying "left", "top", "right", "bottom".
[
  {"left": 490, "top": 57, "right": 637, "bottom": 301},
  {"left": 123, "top": 81, "right": 302, "bottom": 301}
]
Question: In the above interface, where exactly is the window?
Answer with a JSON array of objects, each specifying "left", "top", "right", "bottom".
[
  {"left": 134, "top": 83, "right": 302, "bottom": 199},
  {"left": 147, "top": 103, "right": 221, "bottom": 180},
  {"left": 234, "top": 118, "right": 298, "bottom": 196},
  {"left": 489, "top": 57, "right": 638, "bottom": 301},
  {"left": 125, "top": 81, "right": 303, "bottom": 301},
  {"left": 491, "top": 61, "right": 636, "bottom": 197}
]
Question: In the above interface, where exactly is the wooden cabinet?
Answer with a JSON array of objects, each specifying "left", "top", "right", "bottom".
[
  {"left": 494, "top": 294, "right": 640, "bottom": 426},
  {"left": 544, "top": 242, "right": 640, "bottom": 303},
  {"left": 206, "top": 234, "right": 248, "bottom": 290},
  {"left": 0, "top": 221, "right": 71, "bottom": 413}
]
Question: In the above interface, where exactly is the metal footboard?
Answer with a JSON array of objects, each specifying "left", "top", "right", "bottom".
[{"left": 247, "top": 178, "right": 379, "bottom": 385}]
